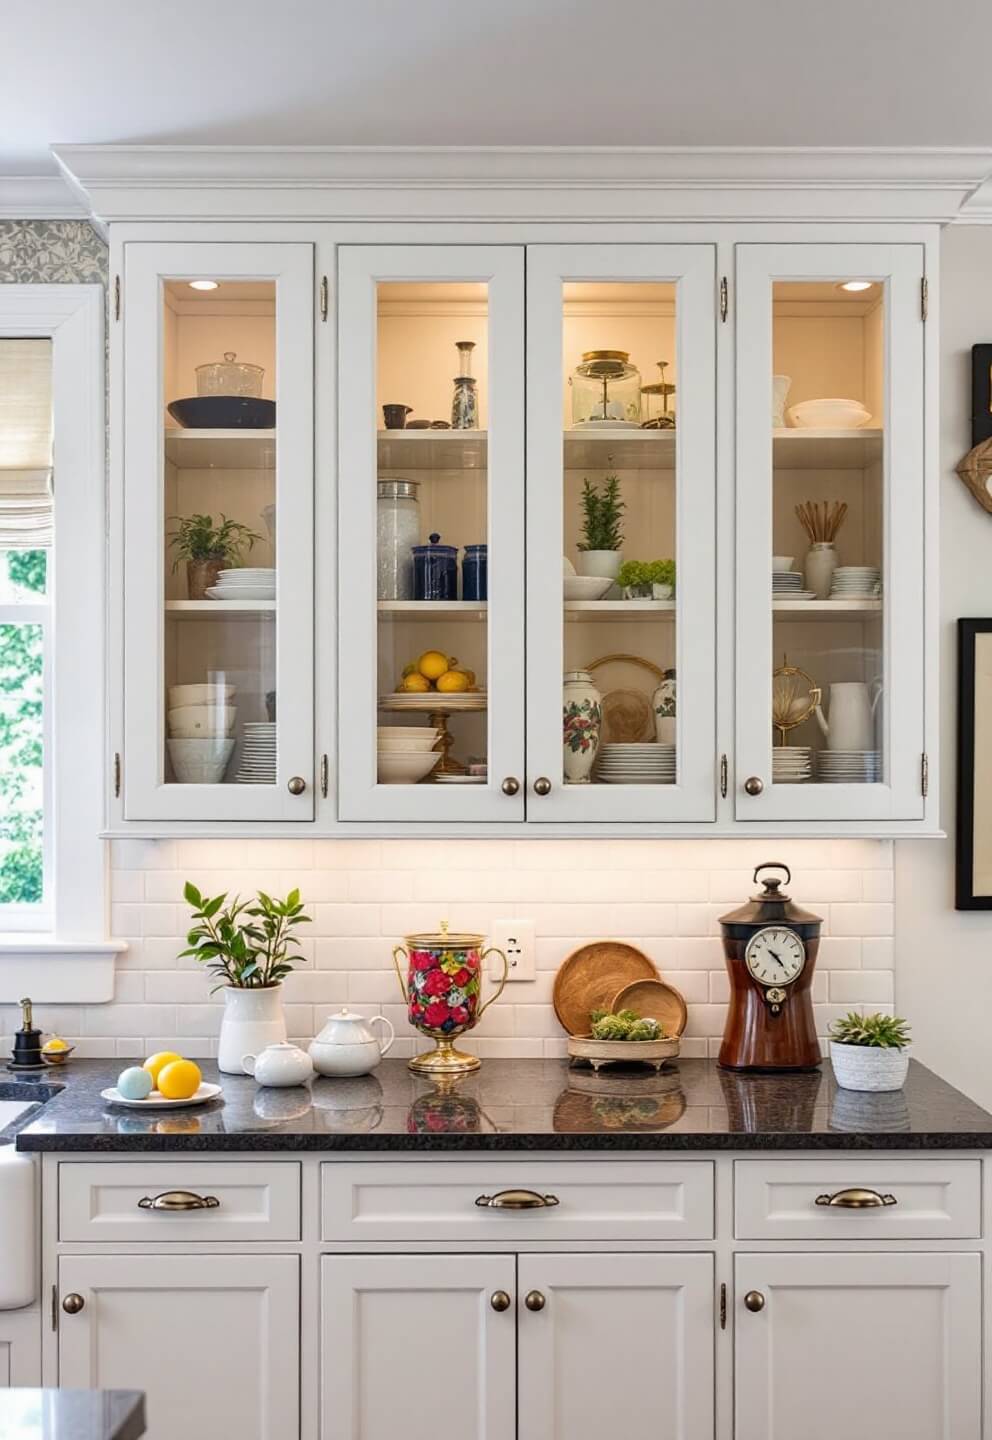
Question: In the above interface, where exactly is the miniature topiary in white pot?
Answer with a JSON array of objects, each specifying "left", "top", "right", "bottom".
[{"left": 828, "top": 1011, "right": 911, "bottom": 1092}]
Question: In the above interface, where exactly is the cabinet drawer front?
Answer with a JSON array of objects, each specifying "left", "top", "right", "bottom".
[
  {"left": 59, "top": 1162, "right": 301, "bottom": 1242},
  {"left": 321, "top": 1161, "right": 713, "bottom": 1242},
  {"left": 735, "top": 1159, "right": 981, "bottom": 1240}
]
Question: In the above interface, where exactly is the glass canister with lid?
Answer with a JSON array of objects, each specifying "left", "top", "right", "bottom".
[
  {"left": 570, "top": 350, "right": 642, "bottom": 426},
  {"left": 377, "top": 479, "right": 420, "bottom": 600},
  {"left": 195, "top": 352, "right": 265, "bottom": 397}
]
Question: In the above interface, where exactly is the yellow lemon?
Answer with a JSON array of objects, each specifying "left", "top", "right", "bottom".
[
  {"left": 436, "top": 669, "right": 471, "bottom": 693},
  {"left": 156, "top": 1058, "right": 202, "bottom": 1100},
  {"left": 398, "top": 672, "right": 432, "bottom": 693},
  {"left": 456, "top": 667, "right": 476, "bottom": 687},
  {"left": 43, "top": 1036, "right": 69, "bottom": 1052},
  {"left": 143, "top": 1051, "right": 183, "bottom": 1087},
  {"left": 416, "top": 650, "right": 450, "bottom": 681}
]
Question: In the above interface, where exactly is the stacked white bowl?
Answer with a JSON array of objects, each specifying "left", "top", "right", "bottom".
[
  {"left": 377, "top": 726, "right": 441, "bottom": 784},
  {"left": 206, "top": 568, "right": 276, "bottom": 602},
  {"left": 166, "top": 683, "right": 236, "bottom": 784}
]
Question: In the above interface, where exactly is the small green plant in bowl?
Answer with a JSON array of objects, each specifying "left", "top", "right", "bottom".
[
  {"left": 616, "top": 558, "right": 676, "bottom": 599},
  {"left": 590, "top": 1008, "right": 665, "bottom": 1041},
  {"left": 169, "top": 512, "right": 263, "bottom": 598},
  {"left": 575, "top": 474, "right": 625, "bottom": 580},
  {"left": 180, "top": 882, "right": 310, "bottom": 992},
  {"left": 828, "top": 1011, "right": 911, "bottom": 1093}
]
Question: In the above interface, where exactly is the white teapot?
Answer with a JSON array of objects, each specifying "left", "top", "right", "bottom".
[
  {"left": 241, "top": 1041, "right": 314, "bottom": 1088},
  {"left": 309, "top": 1008, "right": 395, "bottom": 1078},
  {"left": 814, "top": 681, "right": 882, "bottom": 752}
]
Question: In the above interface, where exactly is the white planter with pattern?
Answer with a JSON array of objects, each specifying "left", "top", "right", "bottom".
[{"left": 830, "top": 1041, "right": 910, "bottom": 1092}]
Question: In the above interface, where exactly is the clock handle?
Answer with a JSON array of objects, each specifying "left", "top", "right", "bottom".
[{"left": 753, "top": 861, "right": 791, "bottom": 889}]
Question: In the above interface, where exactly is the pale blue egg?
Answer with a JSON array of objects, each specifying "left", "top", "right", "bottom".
[{"left": 117, "top": 1066, "right": 153, "bottom": 1101}]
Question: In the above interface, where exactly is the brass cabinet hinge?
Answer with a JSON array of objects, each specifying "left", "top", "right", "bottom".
[
  {"left": 51, "top": 1283, "right": 58, "bottom": 1331},
  {"left": 113, "top": 274, "right": 121, "bottom": 322},
  {"left": 719, "top": 276, "right": 728, "bottom": 324},
  {"left": 113, "top": 752, "right": 121, "bottom": 799},
  {"left": 320, "top": 753, "right": 329, "bottom": 798},
  {"left": 320, "top": 275, "right": 328, "bottom": 323},
  {"left": 921, "top": 276, "right": 928, "bottom": 322},
  {"left": 719, "top": 753, "right": 728, "bottom": 799},
  {"left": 719, "top": 1282, "right": 727, "bottom": 1330},
  {"left": 921, "top": 752, "right": 929, "bottom": 798}
]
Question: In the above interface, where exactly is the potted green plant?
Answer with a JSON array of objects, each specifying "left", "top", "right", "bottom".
[
  {"left": 169, "top": 512, "right": 262, "bottom": 599},
  {"left": 180, "top": 882, "right": 311, "bottom": 1074},
  {"left": 828, "top": 1011, "right": 911, "bottom": 1092},
  {"left": 617, "top": 558, "right": 676, "bottom": 600},
  {"left": 576, "top": 474, "right": 624, "bottom": 580}
]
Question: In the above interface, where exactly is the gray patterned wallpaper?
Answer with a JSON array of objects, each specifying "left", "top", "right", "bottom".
[{"left": 0, "top": 221, "right": 107, "bottom": 285}]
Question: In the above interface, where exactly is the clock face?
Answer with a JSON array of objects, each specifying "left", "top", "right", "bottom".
[{"left": 745, "top": 926, "right": 806, "bottom": 986}]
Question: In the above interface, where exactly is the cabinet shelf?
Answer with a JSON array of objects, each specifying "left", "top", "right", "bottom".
[
  {"left": 378, "top": 601, "right": 487, "bottom": 621},
  {"left": 164, "top": 429, "right": 276, "bottom": 469},
  {"left": 772, "top": 428, "right": 883, "bottom": 469},
  {"left": 773, "top": 599, "right": 882, "bottom": 621},
  {"left": 565, "top": 600, "right": 676, "bottom": 622},
  {"left": 165, "top": 600, "right": 276, "bottom": 620},
  {"left": 377, "top": 429, "right": 679, "bottom": 472}
]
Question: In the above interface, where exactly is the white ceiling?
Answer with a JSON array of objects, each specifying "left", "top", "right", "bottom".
[{"left": 4, "top": 0, "right": 992, "bottom": 175}]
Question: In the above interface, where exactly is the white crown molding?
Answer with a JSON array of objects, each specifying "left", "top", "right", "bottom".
[
  {"left": 0, "top": 174, "right": 89, "bottom": 220},
  {"left": 50, "top": 145, "right": 992, "bottom": 226}
]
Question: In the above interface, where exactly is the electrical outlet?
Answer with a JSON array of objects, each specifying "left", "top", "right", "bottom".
[{"left": 491, "top": 918, "right": 536, "bottom": 982}]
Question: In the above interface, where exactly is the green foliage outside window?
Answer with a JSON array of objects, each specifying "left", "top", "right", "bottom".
[{"left": 0, "top": 548, "right": 46, "bottom": 905}]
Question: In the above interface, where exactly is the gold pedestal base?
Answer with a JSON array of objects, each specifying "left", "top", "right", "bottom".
[{"left": 408, "top": 1036, "right": 481, "bottom": 1075}]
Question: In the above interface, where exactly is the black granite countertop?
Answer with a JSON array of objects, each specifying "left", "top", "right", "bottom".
[
  {"left": 0, "top": 1389, "right": 144, "bottom": 1440},
  {"left": 7, "top": 1057, "right": 992, "bottom": 1151}
]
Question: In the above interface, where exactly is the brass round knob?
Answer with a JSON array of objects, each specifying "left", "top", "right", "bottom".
[
  {"left": 501, "top": 777, "right": 520, "bottom": 796},
  {"left": 287, "top": 776, "right": 306, "bottom": 796},
  {"left": 524, "top": 1290, "right": 546, "bottom": 1312},
  {"left": 743, "top": 775, "right": 764, "bottom": 796},
  {"left": 744, "top": 1290, "right": 765, "bottom": 1313},
  {"left": 490, "top": 1290, "right": 511, "bottom": 1312},
  {"left": 62, "top": 1293, "right": 85, "bottom": 1315},
  {"left": 533, "top": 777, "right": 552, "bottom": 796}
]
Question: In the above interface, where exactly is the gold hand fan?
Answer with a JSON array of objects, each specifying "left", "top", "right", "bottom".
[{"left": 772, "top": 656, "right": 821, "bottom": 747}]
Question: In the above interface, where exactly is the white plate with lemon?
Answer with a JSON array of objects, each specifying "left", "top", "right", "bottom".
[
  {"left": 101, "top": 1082, "right": 222, "bottom": 1110},
  {"left": 101, "top": 1052, "right": 221, "bottom": 1109}
]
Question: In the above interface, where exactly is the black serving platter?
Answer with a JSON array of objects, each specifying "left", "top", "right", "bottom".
[{"left": 167, "top": 396, "right": 276, "bottom": 429}]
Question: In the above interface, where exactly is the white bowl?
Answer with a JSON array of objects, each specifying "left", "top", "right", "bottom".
[
  {"left": 167, "top": 704, "right": 236, "bottom": 738},
  {"left": 377, "top": 726, "right": 440, "bottom": 738},
  {"left": 771, "top": 555, "right": 794, "bottom": 571},
  {"left": 377, "top": 735, "right": 441, "bottom": 753},
  {"left": 562, "top": 555, "right": 576, "bottom": 576},
  {"left": 168, "top": 683, "right": 236, "bottom": 708},
  {"left": 376, "top": 752, "right": 441, "bottom": 784},
  {"left": 563, "top": 575, "right": 613, "bottom": 601},
  {"left": 787, "top": 398, "right": 871, "bottom": 430},
  {"left": 167, "top": 737, "right": 235, "bottom": 784}
]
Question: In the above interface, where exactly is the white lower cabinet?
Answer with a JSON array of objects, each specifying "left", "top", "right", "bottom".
[
  {"left": 734, "top": 1251, "right": 982, "bottom": 1440},
  {"left": 0, "top": 1308, "right": 40, "bottom": 1386},
  {"left": 58, "top": 1254, "right": 299, "bottom": 1440}
]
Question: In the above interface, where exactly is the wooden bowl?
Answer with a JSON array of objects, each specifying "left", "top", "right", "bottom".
[{"left": 567, "top": 1034, "right": 680, "bottom": 1072}]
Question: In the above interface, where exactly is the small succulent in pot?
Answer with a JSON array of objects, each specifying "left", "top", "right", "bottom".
[
  {"left": 617, "top": 558, "right": 676, "bottom": 600},
  {"left": 169, "top": 512, "right": 263, "bottom": 599},
  {"left": 828, "top": 1011, "right": 911, "bottom": 1093},
  {"left": 590, "top": 1008, "right": 665, "bottom": 1042}
]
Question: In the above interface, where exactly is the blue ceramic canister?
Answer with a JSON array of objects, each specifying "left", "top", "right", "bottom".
[
  {"left": 462, "top": 544, "right": 488, "bottom": 601},
  {"left": 413, "top": 533, "right": 458, "bottom": 601}
]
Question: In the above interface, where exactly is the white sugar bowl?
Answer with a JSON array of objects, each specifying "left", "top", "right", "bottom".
[
  {"left": 242, "top": 1042, "right": 314, "bottom": 1088},
  {"left": 309, "top": 1008, "right": 395, "bottom": 1078}
]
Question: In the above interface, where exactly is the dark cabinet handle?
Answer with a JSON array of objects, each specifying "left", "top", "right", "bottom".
[{"left": 62, "top": 1293, "right": 85, "bottom": 1315}]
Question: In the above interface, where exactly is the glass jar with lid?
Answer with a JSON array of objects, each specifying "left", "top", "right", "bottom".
[
  {"left": 377, "top": 479, "right": 420, "bottom": 600},
  {"left": 570, "top": 350, "right": 642, "bottom": 427},
  {"left": 195, "top": 352, "right": 265, "bottom": 397}
]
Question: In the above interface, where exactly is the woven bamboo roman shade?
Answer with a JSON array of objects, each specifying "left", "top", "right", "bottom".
[{"left": 0, "top": 338, "right": 53, "bottom": 548}]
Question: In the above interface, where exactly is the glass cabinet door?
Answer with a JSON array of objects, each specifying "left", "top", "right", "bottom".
[
  {"left": 122, "top": 242, "right": 314, "bottom": 820},
  {"left": 735, "top": 244, "right": 925, "bottom": 820},
  {"left": 337, "top": 246, "right": 525, "bottom": 821},
  {"left": 525, "top": 245, "right": 716, "bottom": 820}
]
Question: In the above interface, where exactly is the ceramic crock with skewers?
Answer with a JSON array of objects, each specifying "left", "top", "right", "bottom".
[{"left": 393, "top": 921, "right": 508, "bottom": 1075}]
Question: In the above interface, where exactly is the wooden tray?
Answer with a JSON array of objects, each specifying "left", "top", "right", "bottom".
[
  {"left": 553, "top": 941, "right": 658, "bottom": 1036},
  {"left": 567, "top": 1034, "right": 680, "bottom": 1072},
  {"left": 612, "top": 977, "right": 688, "bottom": 1038}
]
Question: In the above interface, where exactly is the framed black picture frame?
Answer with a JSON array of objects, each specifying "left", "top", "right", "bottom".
[
  {"left": 971, "top": 345, "right": 992, "bottom": 446},
  {"left": 956, "top": 619, "right": 992, "bottom": 907}
]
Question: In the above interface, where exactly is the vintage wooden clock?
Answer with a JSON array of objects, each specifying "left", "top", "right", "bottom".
[{"left": 718, "top": 862, "right": 822, "bottom": 1071}]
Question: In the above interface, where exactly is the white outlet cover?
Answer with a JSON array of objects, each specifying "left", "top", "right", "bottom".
[{"left": 491, "top": 918, "right": 536, "bottom": 982}]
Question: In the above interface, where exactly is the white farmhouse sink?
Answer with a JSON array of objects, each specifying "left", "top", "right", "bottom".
[
  {"left": 0, "top": 1099, "right": 36, "bottom": 1128},
  {"left": 0, "top": 1088, "right": 48, "bottom": 1309}
]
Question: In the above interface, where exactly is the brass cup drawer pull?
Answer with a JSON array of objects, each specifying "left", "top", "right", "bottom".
[
  {"left": 137, "top": 1190, "right": 221, "bottom": 1212},
  {"left": 474, "top": 1189, "right": 560, "bottom": 1210},
  {"left": 815, "top": 1188, "right": 897, "bottom": 1209}
]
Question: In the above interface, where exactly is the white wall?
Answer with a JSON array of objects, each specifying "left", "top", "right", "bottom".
[{"left": 896, "top": 225, "right": 992, "bottom": 1107}]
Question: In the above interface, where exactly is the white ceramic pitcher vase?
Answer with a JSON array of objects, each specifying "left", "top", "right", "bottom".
[{"left": 814, "top": 681, "right": 882, "bottom": 752}]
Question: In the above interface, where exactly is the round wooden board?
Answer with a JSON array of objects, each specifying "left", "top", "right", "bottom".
[
  {"left": 553, "top": 942, "right": 658, "bottom": 1036},
  {"left": 612, "top": 978, "right": 688, "bottom": 1038}
]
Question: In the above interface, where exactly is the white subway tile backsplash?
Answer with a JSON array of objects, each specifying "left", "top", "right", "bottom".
[{"left": 41, "top": 838, "right": 896, "bottom": 1057}]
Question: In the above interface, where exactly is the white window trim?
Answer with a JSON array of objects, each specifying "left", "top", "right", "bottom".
[{"left": 0, "top": 285, "right": 123, "bottom": 1001}]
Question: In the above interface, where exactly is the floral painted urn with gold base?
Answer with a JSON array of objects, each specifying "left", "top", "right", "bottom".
[{"left": 393, "top": 922, "right": 508, "bottom": 1074}]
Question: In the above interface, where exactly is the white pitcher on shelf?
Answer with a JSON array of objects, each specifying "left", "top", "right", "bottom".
[{"left": 814, "top": 681, "right": 882, "bottom": 752}]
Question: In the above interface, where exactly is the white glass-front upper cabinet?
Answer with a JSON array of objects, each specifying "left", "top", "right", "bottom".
[
  {"left": 337, "top": 246, "right": 525, "bottom": 821},
  {"left": 526, "top": 245, "right": 716, "bottom": 820},
  {"left": 122, "top": 242, "right": 314, "bottom": 821},
  {"left": 735, "top": 244, "right": 925, "bottom": 821}
]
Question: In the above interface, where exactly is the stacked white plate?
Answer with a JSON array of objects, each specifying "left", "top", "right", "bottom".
[
  {"left": 381, "top": 691, "right": 487, "bottom": 712},
  {"left": 595, "top": 743, "right": 676, "bottom": 785},
  {"left": 235, "top": 721, "right": 277, "bottom": 784},
  {"left": 772, "top": 571, "right": 816, "bottom": 602},
  {"left": 773, "top": 745, "right": 813, "bottom": 784},
  {"left": 207, "top": 567, "right": 276, "bottom": 602},
  {"left": 816, "top": 749, "right": 881, "bottom": 784},
  {"left": 830, "top": 566, "right": 881, "bottom": 599}
]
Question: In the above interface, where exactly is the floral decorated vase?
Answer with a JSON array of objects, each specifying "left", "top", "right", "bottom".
[
  {"left": 652, "top": 667, "right": 677, "bottom": 745},
  {"left": 393, "top": 922, "right": 508, "bottom": 1074},
  {"left": 563, "top": 670, "right": 602, "bottom": 784}
]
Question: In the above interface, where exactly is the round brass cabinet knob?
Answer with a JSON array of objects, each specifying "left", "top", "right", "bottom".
[
  {"left": 501, "top": 777, "right": 520, "bottom": 796},
  {"left": 743, "top": 776, "right": 765, "bottom": 797},
  {"left": 490, "top": 1291, "right": 512, "bottom": 1313},
  {"left": 744, "top": 1290, "right": 766, "bottom": 1313},
  {"left": 62, "top": 1293, "right": 85, "bottom": 1315},
  {"left": 524, "top": 1290, "right": 546, "bottom": 1312},
  {"left": 533, "top": 777, "right": 552, "bottom": 797},
  {"left": 287, "top": 776, "right": 306, "bottom": 796}
]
